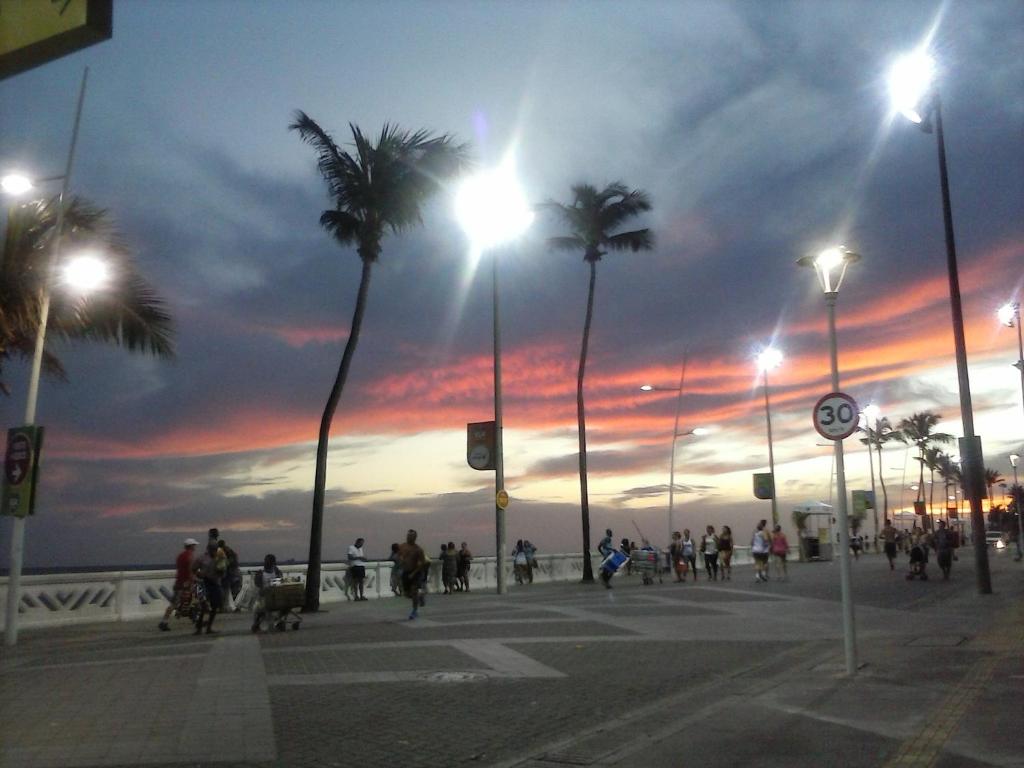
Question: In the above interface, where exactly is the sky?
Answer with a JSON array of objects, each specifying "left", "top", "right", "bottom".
[{"left": 0, "top": 0, "right": 1022, "bottom": 569}]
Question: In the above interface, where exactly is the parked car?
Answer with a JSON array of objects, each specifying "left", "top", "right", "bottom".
[{"left": 985, "top": 531, "right": 1007, "bottom": 550}]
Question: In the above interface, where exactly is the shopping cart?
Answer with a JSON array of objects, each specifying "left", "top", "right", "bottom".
[
  {"left": 261, "top": 579, "right": 305, "bottom": 631},
  {"left": 630, "top": 549, "right": 661, "bottom": 585}
]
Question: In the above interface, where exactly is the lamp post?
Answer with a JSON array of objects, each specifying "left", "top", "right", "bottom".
[
  {"left": 1011, "top": 453, "right": 1022, "bottom": 561},
  {"left": 998, "top": 302, "right": 1024, "bottom": 424},
  {"left": 798, "top": 245, "right": 859, "bottom": 675},
  {"left": 861, "top": 404, "right": 881, "bottom": 543},
  {"left": 756, "top": 347, "right": 783, "bottom": 526},
  {"left": 889, "top": 49, "right": 991, "bottom": 594},
  {"left": 455, "top": 161, "right": 533, "bottom": 596},
  {"left": 3, "top": 69, "right": 89, "bottom": 646}
]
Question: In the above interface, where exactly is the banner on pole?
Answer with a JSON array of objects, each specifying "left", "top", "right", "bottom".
[
  {"left": 752, "top": 472, "right": 774, "bottom": 500},
  {"left": 2, "top": 426, "right": 44, "bottom": 518}
]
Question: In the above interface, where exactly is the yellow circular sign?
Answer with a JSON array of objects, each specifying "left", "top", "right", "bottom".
[{"left": 496, "top": 489, "right": 510, "bottom": 509}]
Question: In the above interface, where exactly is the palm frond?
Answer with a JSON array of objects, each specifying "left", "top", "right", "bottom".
[
  {"left": 605, "top": 228, "right": 653, "bottom": 252},
  {"left": 547, "top": 235, "right": 586, "bottom": 252}
]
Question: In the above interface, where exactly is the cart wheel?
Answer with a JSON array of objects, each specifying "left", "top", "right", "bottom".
[
  {"left": 274, "top": 621, "right": 286, "bottom": 631},
  {"left": 292, "top": 622, "right": 300, "bottom": 630}
]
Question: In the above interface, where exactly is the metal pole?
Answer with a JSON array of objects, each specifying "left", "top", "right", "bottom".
[
  {"left": 866, "top": 425, "right": 878, "bottom": 546},
  {"left": 763, "top": 369, "right": 779, "bottom": 526},
  {"left": 933, "top": 98, "right": 991, "bottom": 594},
  {"left": 826, "top": 292, "right": 858, "bottom": 675},
  {"left": 5, "top": 68, "right": 88, "bottom": 647},
  {"left": 1012, "top": 460, "right": 1022, "bottom": 562},
  {"left": 492, "top": 250, "right": 506, "bottom": 595},
  {"left": 1014, "top": 304, "right": 1024, "bottom": 432},
  {"left": 667, "top": 358, "right": 687, "bottom": 540}
]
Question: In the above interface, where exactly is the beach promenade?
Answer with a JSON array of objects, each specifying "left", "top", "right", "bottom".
[{"left": 1, "top": 552, "right": 1021, "bottom": 768}]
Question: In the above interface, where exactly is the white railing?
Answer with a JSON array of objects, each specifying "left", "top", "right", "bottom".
[{"left": 0, "top": 548, "right": 761, "bottom": 631}]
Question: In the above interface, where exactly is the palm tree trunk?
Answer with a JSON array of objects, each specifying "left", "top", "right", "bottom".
[
  {"left": 929, "top": 466, "right": 936, "bottom": 531},
  {"left": 304, "top": 258, "right": 373, "bottom": 611},
  {"left": 577, "top": 260, "right": 597, "bottom": 583},
  {"left": 876, "top": 440, "right": 889, "bottom": 520}
]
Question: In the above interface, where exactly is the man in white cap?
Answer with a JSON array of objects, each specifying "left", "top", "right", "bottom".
[{"left": 159, "top": 538, "right": 198, "bottom": 631}]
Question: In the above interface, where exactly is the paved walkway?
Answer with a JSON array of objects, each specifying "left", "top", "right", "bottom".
[{"left": 1, "top": 552, "right": 1021, "bottom": 768}]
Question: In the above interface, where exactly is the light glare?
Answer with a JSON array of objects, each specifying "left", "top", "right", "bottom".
[
  {"left": 640, "top": 384, "right": 653, "bottom": 391},
  {"left": 62, "top": 254, "right": 109, "bottom": 294},
  {"left": 691, "top": 427, "right": 710, "bottom": 436},
  {"left": 889, "top": 50, "right": 935, "bottom": 124},
  {"left": 997, "top": 303, "right": 1017, "bottom": 327},
  {"left": 1, "top": 173, "right": 33, "bottom": 196},
  {"left": 757, "top": 347, "right": 783, "bottom": 372},
  {"left": 455, "top": 162, "right": 534, "bottom": 251}
]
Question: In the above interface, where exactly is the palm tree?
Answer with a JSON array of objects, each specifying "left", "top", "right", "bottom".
[
  {"left": 858, "top": 416, "right": 898, "bottom": 522},
  {"left": 984, "top": 468, "right": 1005, "bottom": 509},
  {"left": 543, "top": 183, "right": 652, "bottom": 582},
  {"left": 936, "top": 453, "right": 957, "bottom": 521},
  {"left": 920, "top": 446, "right": 944, "bottom": 527},
  {"left": 291, "top": 113, "right": 469, "bottom": 610},
  {"left": 896, "top": 412, "right": 952, "bottom": 521},
  {"left": 0, "top": 196, "right": 174, "bottom": 394}
]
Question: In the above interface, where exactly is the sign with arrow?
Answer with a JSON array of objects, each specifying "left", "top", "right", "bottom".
[{"left": 2, "top": 426, "right": 44, "bottom": 517}]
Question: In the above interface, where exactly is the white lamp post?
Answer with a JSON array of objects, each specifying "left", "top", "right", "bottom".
[
  {"left": 640, "top": 373, "right": 708, "bottom": 540},
  {"left": 798, "top": 245, "right": 859, "bottom": 675},
  {"left": 455, "top": 161, "right": 533, "bottom": 596},
  {"left": 3, "top": 69, "right": 89, "bottom": 646},
  {"left": 998, "top": 302, "right": 1024, "bottom": 430},
  {"left": 756, "top": 347, "right": 783, "bottom": 526},
  {"left": 889, "top": 49, "right": 991, "bottom": 594},
  {"left": 1010, "top": 453, "right": 1022, "bottom": 561}
]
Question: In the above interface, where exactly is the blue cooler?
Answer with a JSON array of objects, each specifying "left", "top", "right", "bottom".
[{"left": 601, "top": 550, "right": 628, "bottom": 574}]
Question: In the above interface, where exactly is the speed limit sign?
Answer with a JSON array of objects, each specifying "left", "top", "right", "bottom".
[{"left": 813, "top": 392, "right": 859, "bottom": 440}]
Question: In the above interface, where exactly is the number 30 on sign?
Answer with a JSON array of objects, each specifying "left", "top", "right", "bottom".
[{"left": 812, "top": 392, "right": 859, "bottom": 440}]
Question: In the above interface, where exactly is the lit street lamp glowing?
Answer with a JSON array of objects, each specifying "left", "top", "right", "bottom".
[
  {"left": 1, "top": 173, "right": 34, "bottom": 196},
  {"left": 454, "top": 162, "right": 534, "bottom": 252},
  {"left": 757, "top": 347, "right": 783, "bottom": 372},
  {"left": 997, "top": 302, "right": 1017, "bottom": 327},
  {"left": 889, "top": 49, "right": 936, "bottom": 124},
  {"left": 689, "top": 427, "right": 709, "bottom": 436},
  {"left": 640, "top": 384, "right": 653, "bottom": 391},
  {"left": 63, "top": 254, "right": 109, "bottom": 293}
]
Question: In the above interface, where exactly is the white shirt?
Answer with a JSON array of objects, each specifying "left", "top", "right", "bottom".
[{"left": 348, "top": 545, "right": 366, "bottom": 567}]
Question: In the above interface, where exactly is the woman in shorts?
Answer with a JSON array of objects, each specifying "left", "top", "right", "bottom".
[
  {"left": 718, "top": 526, "right": 734, "bottom": 580},
  {"left": 770, "top": 524, "right": 789, "bottom": 580}
]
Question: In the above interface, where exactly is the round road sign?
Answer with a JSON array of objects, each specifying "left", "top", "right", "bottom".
[
  {"left": 812, "top": 392, "right": 859, "bottom": 440},
  {"left": 468, "top": 444, "right": 491, "bottom": 470},
  {"left": 496, "top": 489, "right": 510, "bottom": 509},
  {"left": 4, "top": 432, "right": 32, "bottom": 486}
]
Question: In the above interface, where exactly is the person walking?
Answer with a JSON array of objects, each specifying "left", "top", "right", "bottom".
[
  {"left": 669, "top": 531, "right": 685, "bottom": 582},
  {"left": 398, "top": 529, "right": 427, "bottom": 620},
  {"left": 524, "top": 540, "right": 538, "bottom": 583},
  {"left": 770, "top": 524, "right": 789, "bottom": 580},
  {"left": 512, "top": 540, "right": 529, "bottom": 585},
  {"left": 457, "top": 542, "right": 473, "bottom": 592},
  {"left": 442, "top": 542, "right": 458, "bottom": 594},
  {"left": 251, "top": 553, "right": 284, "bottom": 632},
  {"left": 718, "top": 525, "right": 734, "bottom": 580},
  {"left": 701, "top": 525, "right": 720, "bottom": 581},
  {"left": 347, "top": 537, "right": 368, "bottom": 601},
  {"left": 751, "top": 520, "right": 771, "bottom": 583},
  {"left": 680, "top": 529, "right": 698, "bottom": 582},
  {"left": 218, "top": 538, "right": 241, "bottom": 611},
  {"left": 159, "top": 538, "right": 198, "bottom": 631},
  {"left": 933, "top": 520, "right": 956, "bottom": 579},
  {"left": 388, "top": 542, "right": 402, "bottom": 596},
  {"left": 191, "top": 542, "right": 223, "bottom": 634},
  {"left": 881, "top": 519, "right": 898, "bottom": 571}
]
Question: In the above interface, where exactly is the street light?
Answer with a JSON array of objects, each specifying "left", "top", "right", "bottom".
[
  {"left": 889, "top": 48, "right": 992, "bottom": 594},
  {"left": 798, "top": 244, "right": 859, "bottom": 676},
  {"left": 1010, "top": 453, "right": 1022, "bottom": 561},
  {"left": 3, "top": 69, "right": 89, "bottom": 646},
  {"left": 756, "top": 347, "right": 783, "bottom": 526},
  {"left": 640, "top": 357, "right": 689, "bottom": 540},
  {"left": 997, "top": 302, "right": 1024, "bottom": 425},
  {"left": 455, "top": 160, "right": 533, "bottom": 596}
]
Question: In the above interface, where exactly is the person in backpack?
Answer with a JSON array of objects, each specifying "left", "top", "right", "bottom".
[{"left": 701, "top": 525, "right": 720, "bottom": 581}]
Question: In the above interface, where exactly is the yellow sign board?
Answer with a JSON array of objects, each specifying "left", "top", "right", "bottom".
[
  {"left": 496, "top": 489, "right": 510, "bottom": 510},
  {"left": 0, "top": 0, "right": 112, "bottom": 80}
]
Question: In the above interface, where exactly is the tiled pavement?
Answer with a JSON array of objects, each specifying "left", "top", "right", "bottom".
[{"left": 0, "top": 554, "right": 1021, "bottom": 768}]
